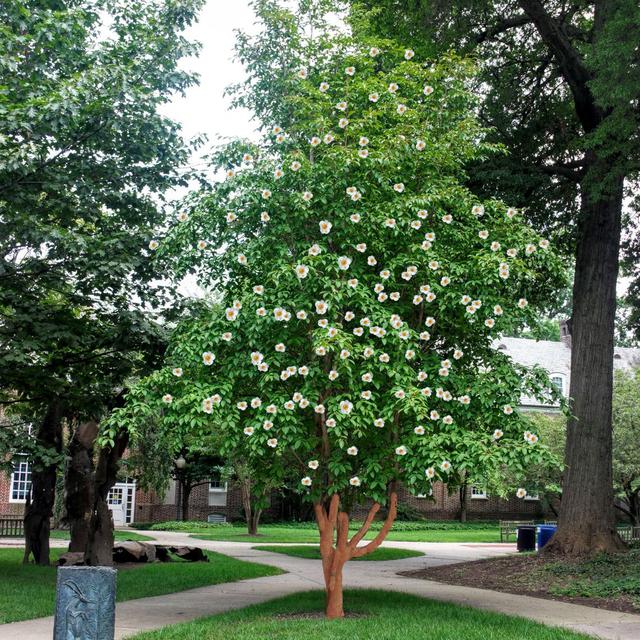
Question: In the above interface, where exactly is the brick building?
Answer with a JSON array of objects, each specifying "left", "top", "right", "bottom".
[{"left": 2, "top": 333, "right": 639, "bottom": 525}]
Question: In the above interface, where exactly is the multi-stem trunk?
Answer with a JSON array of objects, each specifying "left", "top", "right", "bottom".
[
  {"left": 65, "top": 421, "right": 98, "bottom": 553},
  {"left": 544, "top": 164, "right": 626, "bottom": 555},
  {"left": 314, "top": 491, "right": 397, "bottom": 619}
]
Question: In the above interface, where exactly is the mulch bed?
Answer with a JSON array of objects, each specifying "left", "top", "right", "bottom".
[{"left": 399, "top": 554, "right": 640, "bottom": 614}]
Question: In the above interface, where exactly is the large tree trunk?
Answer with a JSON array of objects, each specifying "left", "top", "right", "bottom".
[
  {"left": 85, "top": 430, "right": 128, "bottom": 566},
  {"left": 544, "top": 167, "right": 626, "bottom": 555},
  {"left": 240, "top": 476, "right": 259, "bottom": 535},
  {"left": 65, "top": 420, "right": 99, "bottom": 552},
  {"left": 459, "top": 483, "right": 468, "bottom": 523},
  {"left": 23, "top": 401, "right": 63, "bottom": 565},
  {"left": 314, "top": 491, "right": 397, "bottom": 619}
]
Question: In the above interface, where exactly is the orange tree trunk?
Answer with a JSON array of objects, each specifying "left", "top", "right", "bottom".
[{"left": 314, "top": 491, "right": 398, "bottom": 619}]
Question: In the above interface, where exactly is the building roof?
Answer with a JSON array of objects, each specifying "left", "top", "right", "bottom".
[{"left": 492, "top": 336, "right": 640, "bottom": 409}]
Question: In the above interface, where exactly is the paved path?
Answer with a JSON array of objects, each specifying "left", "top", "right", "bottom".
[{"left": 2, "top": 531, "right": 640, "bottom": 640}]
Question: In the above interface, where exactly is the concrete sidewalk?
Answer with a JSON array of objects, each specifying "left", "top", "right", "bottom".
[{"left": 2, "top": 531, "right": 640, "bottom": 640}]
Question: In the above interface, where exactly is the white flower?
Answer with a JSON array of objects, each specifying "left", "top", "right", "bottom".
[
  {"left": 284, "top": 400, "right": 295, "bottom": 410},
  {"left": 298, "top": 365, "right": 309, "bottom": 376},
  {"left": 367, "top": 255, "right": 378, "bottom": 266},
  {"left": 262, "top": 189, "right": 272, "bottom": 200},
  {"left": 148, "top": 240, "right": 159, "bottom": 250},
  {"left": 267, "top": 438, "right": 278, "bottom": 448},
  {"left": 516, "top": 488, "right": 527, "bottom": 499},
  {"left": 338, "top": 256, "right": 352, "bottom": 270},
  {"left": 525, "top": 243, "right": 537, "bottom": 255},
  {"left": 506, "top": 207, "right": 518, "bottom": 219},
  {"left": 345, "top": 66, "right": 356, "bottom": 76},
  {"left": 299, "top": 398, "right": 310, "bottom": 408},
  {"left": 261, "top": 211, "right": 270, "bottom": 222},
  {"left": 347, "top": 446, "right": 358, "bottom": 456},
  {"left": 397, "top": 103, "right": 407, "bottom": 115},
  {"left": 222, "top": 332, "right": 232, "bottom": 341},
  {"left": 302, "top": 191, "right": 313, "bottom": 202},
  {"left": 394, "top": 389, "right": 406, "bottom": 399},
  {"left": 425, "top": 467, "right": 436, "bottom": 479},
  {"left": 250, "top": 351, "right": 264, "bottom": 365},
  {"left": 162, "top": 394, "right": 173, "bottom": 404},
  {"left": 340, "top": 349, "right": 350, "bottom": 359},
  {"left": 226, "top": 168, "right": 236, "bottom": 178},
  {"left": 379, "top": 353, "right": 390, "bottom": 363},
  {"left": 413, "top": 295, "right": 423, "bottom": 305},
  {"left": 273, "top": 307, "right": 286, "bottom": 321},
  {"left": 315, "top": 346, "right": 326, "bottom": 356},
  {"left": 471, "top": 204, "right": 484, "bottom": 216},
  {"left": 518, "top": 298, "right": 528, "bottom": 309},
  {"left": 266, "top": 404, "right": 277, "bottom": 414},
  {"left": 539, "top": 238, "right": 549, "bottom": 249},
  {"left": 295, "top": 264, "right": 309, "bottom": 279},
  {"left": 494, "top": 305, "right": 504, "bottom": 316},
  {"left": 395, "top": 445, "right": 408, "bottom": 456},
  {"left": 326, "top": 418, "right": 336, "bottom": 427},
  {"left": 440, "top": 460, "right": 452, "bottom": 472},
  {"left": 233, "top": 299, "right": 242, "bottom": 310},
  {"left": 275, "top": 343, "right": 286, "bottom": 352},
  {"left": 237, "top": 401, "right": 248, "bottom": 411},
  {"left": 479, "top": 230, "right": 489, "bottom": 240},
  {"left": 291, "top": 160, "right": 302, "bottom": 172},
  {"left": 443, "top": 415, "right": 453, "bottom": 425},
  {"left": 225, "top": 307, "right": 239, "bottom": 321},
  {"left": 243, "top": 426, "right": 254, "bottom": 436},
  {"left": 308, "top": 460, "right": 319, "bottom": 470},
  {"left": 256, "top": 307, "right": 267, "bottom": 317},
  {"left": 358, "top": 149, "right": 369, "bottom": 158},
  {"left": 338, "top": 118, "right": 349, "bottom": 129},
  {"left": 416, "top": 140, "right": 426, "bottom": 151},
  {"left": 274, "top": 168, "right": 284, "bottom": 179},
  {"left": 388, "top": 82, "right": 399, "bottom": 93},
  {"left": 430, "top": 410, "right": 440, "bottom": 420},
  {"left": 339, "top": 400, "right": 353, "bottom": 414},
  {"left": 296, "top": 310, "right": 308, "bottom": 320},
  {"left": 350, "top": 191, "right": 362, "bottom": 201},
  {"left": 202, "top": 398, "right": 213, "bottom": 414},
  {"left": 425, "top": 316, "right": 436, "bottom": 327},
  {"left": 253, "top": 285, "right": 264, "bottom": 295},
  {"left": 298, "top": 67, "right": 308, "bottom": 79},
  {"left": 411, "top": 220, "right": 422, "bottom": 230},
  {"left": 315, "top": 300, "right": 328, "bottom": 314},
  {"left": 319, "top": 81, "right": 330, "bottom": 92},
  {"left": 485, "top": 318, "right": 495, "bottom": 328},
  {"left": 493, "top": 429, "right": 504, "bottom": 440},
  {"left": 363, "top": 346, "right": 374, "bottom": 358},
  {"left": 429, "top": 260, "right": 439, "bottom": 271},
  {"left": 385, "top": 218, "right": 396, "bottom": 229},
  {"left": 171, "top": 367, "right": 183, "bottom": 378},
  {"left": 374, "top": 418, "right": 385, "bottom": 428},
  {"left": 350, "top": 214, "right": 361, "bottom": 223},
  {"left": 404, "top": 49, "right": 415, "bottom": 60},
  {"left": 361, "top": 390, "right": 372, "bottom": 399},
  {"left": 369, "top": 92, "right": 380, "bottom": 102},
  {"left": 405, "top": 349, "right": 416, "bottom": 360},
  {"left": 301, "top": 476, "right": 312, "bottom": 486},
  {"left": 177, "top": 211, "right": 189, "bottom": 222},
  {"left": 328, "top": 370, "right": 339, "bottom": 381},
  {"left": 263, "top": 420, "right": 273, "bottom": 430},
  {"left": 202, "top": 352, "right": 215, "bottom": 366},
  {"left": 358, "top": 136, "right": 369, "bottom": 147},
  {"left": 310, "top": 136, "right": 321, "bottom": 147},
  {"left": 369, "top": 46, "right": 380, "bottom": 57},
  {"left": 314, "top": 404, "right": 325, "bottom": 414},
  {"left": 393, "top": 183, "right": 405, "bottom": 193},
  {"left": 258, "top": 362, "right": 269, "bottom": 372},
  {"left": 503, "top": 405, "right": 514, "bottom": 415},
  {"left": 319, "top": 220, "right": 332, "bottom": 235},
  {"left": 528, "top": 433, "right": 539, "bottom": 444},
  {"left": 423, "top": 85, "right": 434, "bottom": 96},
  {"left": 251, "top": 397, "right": 262, "bottom": 409},
  {"left": 345, "top": 311, "right": 355, "bottom": 321}
]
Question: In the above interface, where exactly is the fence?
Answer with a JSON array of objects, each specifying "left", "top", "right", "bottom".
[
  {"left": 617, "top": 525, "right": 640, "bottom": 543},
  {"left": 0, "top": 517, "right": 24, "bottom": 537}
]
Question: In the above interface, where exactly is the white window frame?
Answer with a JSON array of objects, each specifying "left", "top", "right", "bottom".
[
  {"left": 549, "top": 373, "right": 566, "bottom": 397},
  {"left": 9, "top": 457, "right": 32, "bottom": 503},
  {"left": 209, "top": 475, "right": 227, "bottom": 493},
  {"left": 470, "top": 486, "right": 488, "bottom": 500}
]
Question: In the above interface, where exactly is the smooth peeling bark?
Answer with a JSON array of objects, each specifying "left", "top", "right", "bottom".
[
  {"left": 314, "top": 491, "right": 398, "bottom": 619},
  {"left": 544, "top": 169, "right": 626, "bottom": 556}
]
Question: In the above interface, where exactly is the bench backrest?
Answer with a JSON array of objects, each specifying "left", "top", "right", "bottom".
[{"left": 0, "top": 517, "right": 24, "bottom": 537}]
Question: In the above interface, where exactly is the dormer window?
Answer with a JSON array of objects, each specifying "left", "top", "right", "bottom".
[{"left": 550, "top": 374, "right": 565, "bottom": 396}]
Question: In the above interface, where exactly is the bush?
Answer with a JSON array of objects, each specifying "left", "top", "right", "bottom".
[{"left": 149, "top": 520, "right": 234, "bottom": 531}]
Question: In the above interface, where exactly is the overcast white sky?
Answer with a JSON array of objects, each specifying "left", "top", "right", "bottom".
[{"left": 162, "top": 1, "right": 258, "bottom": 160}]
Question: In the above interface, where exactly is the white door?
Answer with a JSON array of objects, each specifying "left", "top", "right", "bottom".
[{"left": 107, "top": 486, "right": 126, "bottom": 526}]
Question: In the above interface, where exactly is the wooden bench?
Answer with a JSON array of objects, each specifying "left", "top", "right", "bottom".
[
  {"left": 0, "top": 517, "right": 24, "bottom": 537},
  {"left": 499, "top": 519, "right": 534, "bottom": 542},
  {"left": 617, "top": 526, "right": 640, "bottom": 543}
]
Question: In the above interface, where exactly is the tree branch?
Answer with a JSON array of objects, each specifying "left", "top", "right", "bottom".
[
  {"left": 352, "top": 491, "right": 397, "bottom": 558},
  {"left": 348, "top": 501, "right": 380, "bottom": 550},
  {"left": 474, "top": 15, "right": 532, "bottom": 44}
]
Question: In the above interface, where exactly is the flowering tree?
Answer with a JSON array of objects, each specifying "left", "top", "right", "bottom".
[{"left": 106, "top": 7, "right": 566, "bottom": 618}]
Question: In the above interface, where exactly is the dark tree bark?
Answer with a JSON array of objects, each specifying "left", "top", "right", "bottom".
[
  {"left": 459, "top": 483, "right": 468, "bottom": 523},
  {"left": 517, "top": 0, "right": 626, "bottom": 556},
  {"left": 65, "top": 420, "right": 99, "bottom": 552},
  {"left": 23, "top": 401, "right": 63, "bottom": 566},
  {"left": 85, "top": 429, "right": 128, "bottom": 566},
  {"left": 544, "top": 162, "right": 626, "bottom": 555},
  {"left": 181, "top": 483, "right": 192, "bottom": 522}
]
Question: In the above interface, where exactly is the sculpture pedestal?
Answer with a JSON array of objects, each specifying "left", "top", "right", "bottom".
[{"left": 53, "top": 566, "right": 116, "bottom": 640}]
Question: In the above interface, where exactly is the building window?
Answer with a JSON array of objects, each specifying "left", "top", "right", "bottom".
[
  {"left": 10, "top": 458, "right": 32, "bottom": 503},
  {"left": 550, "top": 375, "right": 565, "bottom": 397},
  {"left": 471, "top": 486, "right": 488, "bottom": 499},
  {"left": 209, "top": 472, "right": 227, "bottom": 492},
  {"left": 524, "top": 492, "right": 540, "bottom": 501}
]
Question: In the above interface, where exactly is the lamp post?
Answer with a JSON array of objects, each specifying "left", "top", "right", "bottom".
[{"left": 174, "top": 456, "right": 187, "bottom": 521}]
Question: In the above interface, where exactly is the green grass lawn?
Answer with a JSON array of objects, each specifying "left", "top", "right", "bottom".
[
  {"left": 0, "top": 548, "right": 281, "bottom": 624},
  {"left": 49, "top": 529, "right": 154, "bottom": 542},
  {"left": 129, "top": 589, "right": 590, "bottom": 640},
  {"left": 188, "top": 525, "right": 500, "bottom": 544},
  {"left": 252, "top": 545, "right": 424, "bottom": 561}
]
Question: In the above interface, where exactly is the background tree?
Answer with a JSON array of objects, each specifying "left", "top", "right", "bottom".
[
  {"left": 612, "top": 369, "right": 640, "bottom": 525},
  {"left": 106, "top": 2, "right": 566, "bottom": 618},
  {"left": 0, "top": 0, "right": 204, "bottom": 564},
  {"left": 352, "top": 0, "right": 639, "bottom": 555}
]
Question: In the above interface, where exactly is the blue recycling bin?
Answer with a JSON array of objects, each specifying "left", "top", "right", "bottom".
[{"left": 537, "top": 525, "right": 557, "bottom": 550}]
